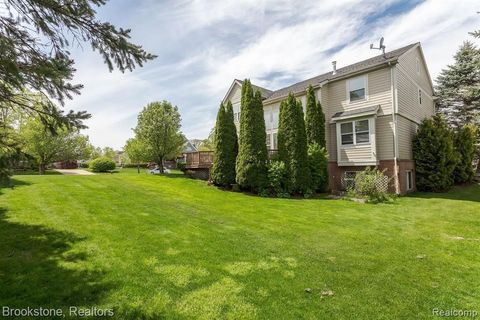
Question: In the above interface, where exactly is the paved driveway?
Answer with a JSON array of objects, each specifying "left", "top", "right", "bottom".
[{"left": 54, "top": 169, "right": 95, "bottom": 175}]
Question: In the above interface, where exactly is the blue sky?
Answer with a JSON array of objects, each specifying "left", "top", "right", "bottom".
[{"left": 65, "top": 0, "right": 480, "bottom": 149}]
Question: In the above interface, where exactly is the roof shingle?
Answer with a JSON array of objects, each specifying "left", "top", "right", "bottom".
[{"left": 245, "top": 43, "right": 418, "bottom": 103}]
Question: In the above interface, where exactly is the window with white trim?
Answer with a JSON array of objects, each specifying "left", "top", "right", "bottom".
[
  {"left": 347, "top": 76, "right": 366, "bottom": 102},
  {"left": 340, "top": 119, "right": 370, "bottom": 146},
  {"left": 266, "top": 133, "right": 271, "bottom": 150},
  {"left": 272, "top": 132, "right": 278, "bottom": 149},
  {"left": 406, "top": 171, "right": 413, "bottom": 191},
  {"left": 418, "top": 89, "right": 422, "bottom": 105},
  {"left": 272, "top": 109, "right": 279, "bottom": 129}
]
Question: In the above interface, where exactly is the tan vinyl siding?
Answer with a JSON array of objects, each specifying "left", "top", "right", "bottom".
[
  {"left": 396, "top": 66, "right": 433, "bottom": 123},
  {"left": 376, "top": 116, "right": 394, "bottom": 160},
  {"left": 397, "top": 115, "right": 418, "bottom": 160},
  {"left": 396, "top": 47, "right": 434, "bottom": 124},
  {"left": 226, "top": 84, "right": 242, "bottom": 104},
  {"left": 340, "top": 145, "right": 373, "bottom": 162},
  {"left": 327, "top": 124, "right": 337, "bottom": 161},
  {"left": 323, "top": 67, "right": 392, "bottom": 120},
  {"left": 397, "top": 47, "right": 433, "bottom": 96}
]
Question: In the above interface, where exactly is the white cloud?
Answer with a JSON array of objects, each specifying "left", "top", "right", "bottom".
[{"left": 64, "top": 0, "right": 480, "bottom": 149}]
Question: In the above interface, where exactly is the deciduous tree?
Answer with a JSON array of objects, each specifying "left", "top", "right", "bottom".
[{"left": 133, "top": 101, "right": 186, "bottom": 173}]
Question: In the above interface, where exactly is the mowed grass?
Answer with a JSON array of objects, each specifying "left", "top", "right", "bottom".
[{"left": 0, "top": 169, "right": 479, "bottom": 319}]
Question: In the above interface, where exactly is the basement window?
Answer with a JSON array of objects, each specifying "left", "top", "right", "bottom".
[{"left": 406, "top": 171, "right": 413, "bottom": 191}]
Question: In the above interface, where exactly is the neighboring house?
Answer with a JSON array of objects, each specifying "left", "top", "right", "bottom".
[
  {"left": 222, "top": 43, "right": 434, "bottom": 194},
  {"left": 183, "top": 140, "right": 199, "bottom": 153}
]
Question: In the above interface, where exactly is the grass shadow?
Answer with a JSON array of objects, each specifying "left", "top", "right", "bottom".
[
  {"left": 407, "top": 183, "right": 480, "bottom": 203},
  {"left": 0, "top": 209, "right": 114, "bottom": 313}
]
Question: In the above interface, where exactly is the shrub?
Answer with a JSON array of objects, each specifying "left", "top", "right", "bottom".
[
  {"left": 453, "top": 124, "right": 478, "bottom": 183},
  {"left": 413, "top": 115, "right": 457, "bottom": 192},
  {"left": 267, "top": 160, "right": 289, "bottom": 197},
  {"left": 89, "top": 157, "right": 115, "bottom": 172},
  {"left": 348, "top": 167, "right": 392, "bottom": 203},
  {"left": 176, "top": 162, "right": 186, "bottom": 172},
  {"left": 308, "top": 143, "right": 328, "bottom": 192}
]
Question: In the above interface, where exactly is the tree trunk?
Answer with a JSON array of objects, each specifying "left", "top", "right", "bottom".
[
  {"left": 159, "top": 158, "right": 164, "bottom": 174},
  {"left": 39, "top": 163, "right": 46, "bottom": 175},
  {"left": 137, "top": 164, "right": 140, "bottom": 174}
]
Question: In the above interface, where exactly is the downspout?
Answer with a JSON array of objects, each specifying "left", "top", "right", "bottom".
[{"left": 390, "top": 64, "right": 400, "bottom": 194}]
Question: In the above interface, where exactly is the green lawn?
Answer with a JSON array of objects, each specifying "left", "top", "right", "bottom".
[{"left": 0, "top": 169, "right": 479, "bottom": 319}]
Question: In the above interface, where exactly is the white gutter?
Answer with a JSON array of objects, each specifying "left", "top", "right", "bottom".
[{"left": 390, "top": 64, "right": 400, "bottom": 194}]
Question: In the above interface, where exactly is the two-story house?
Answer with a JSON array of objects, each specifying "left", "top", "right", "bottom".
[{"left": 222, "top": 43, "right": 435, "bottom": 194}]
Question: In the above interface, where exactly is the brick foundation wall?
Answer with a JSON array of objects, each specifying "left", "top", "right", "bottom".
[{"left": 328, "top": 160, "right": 416, "bottom": 195}]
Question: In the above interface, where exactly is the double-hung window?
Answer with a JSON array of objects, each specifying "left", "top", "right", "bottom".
[
  {"left": 266, "top": 133, "right": 271, "bottom": 150},
  {"left": 340, "top": 119, "right": 370, "bottom": 146},
  {"left": 347, "top": 76, "right": 367, "bottom": 102}
]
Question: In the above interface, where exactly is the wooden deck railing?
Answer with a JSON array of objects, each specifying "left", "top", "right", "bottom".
[
  {"left": 184, "top": 149, "right": 279, "bottom": 170},
  {"left": 184, "top": 151, "right": 214, "bottom": 169}
]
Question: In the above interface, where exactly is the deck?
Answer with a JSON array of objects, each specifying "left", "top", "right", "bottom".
[{"left": 184, "top": 150, "right": 279, "bottom": 170}]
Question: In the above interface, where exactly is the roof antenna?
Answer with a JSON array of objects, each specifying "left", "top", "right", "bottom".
[{"left": 370, "top": 37, "right": 386, "bottom": 58}]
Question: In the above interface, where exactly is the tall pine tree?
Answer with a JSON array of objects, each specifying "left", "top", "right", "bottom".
[
  {"left": 436, "top": 41, "right": 480, "bottom": 129},
  {"left": 305, "top": 85, "right": 326, "bottom": 148},
  {"left": 453, "top": 124, "right": 478, "bottom": 183},
  {"left": 278, "top": 93, "right": 312, "bottom": 194},
  {"left": 236, "top": 80, "right": 268, "bottom": 191}
]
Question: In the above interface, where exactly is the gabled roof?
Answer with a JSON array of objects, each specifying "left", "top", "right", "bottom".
[
  {"left": 225, "top": 42, "right": 420, "bottom": 105},
  {"left": 222, "top": 79, "right": 273, "bottom": 104},
  {"left": 235, "top": 79, "right": 273, "bottom": 99},
  {"left": 263, "top": 43, "right": 419, "bottom": 103}
]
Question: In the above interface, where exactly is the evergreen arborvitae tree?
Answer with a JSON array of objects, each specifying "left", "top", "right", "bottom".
[
  {"left": 278, "top": 93, "right": 312, "bottom": 194},
  {"left": 225, "top": 100, "right": 239, "bottom": 165},
  {"left": 211, "top": 101, "right": 238, "bottom": 186},
  {"left": 436, "top": 41, "right": 480, "bottom": 129},
  {"left": 235, "top": 80, "right": 268, "bottom": 191},
  {"left": 211, "top": 103, "right": 227, "bottom": 185},
  {"left": 305, "top": 85, "right": 326, "bottom": 148},
  {"left": 453, "top": 124, "right": 478, "bottom": 183},
  {"left": 413, "top": 115, "right": 457, "bottom": 192}
]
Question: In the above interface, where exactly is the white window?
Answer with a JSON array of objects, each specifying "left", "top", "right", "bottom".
[
  {"left": 272, "top": 132, "right": 278, "bottom": 149},
  {"left": 406, "top": 171, "right": 413, "bottom": 191},
  {"left": 272, "top": 109, "right": 279, "bottom": 129},
  {"left": 347, "top": 76, "right": 367, "bottom": 102},
  {"left": 266, "top": 133, "right": 271, "bottom": 150},
  {"left": 340, "top": 122, "right": 354, "bottom": 145},
  {"left": 418, "top": 89, "right": 422, "bottom": 105},
  {"left": 234, "top": 112, "right": 241, "bottom": 122},
  {"left": 340, "top": 119, "right": 370, "bottom": 145}
]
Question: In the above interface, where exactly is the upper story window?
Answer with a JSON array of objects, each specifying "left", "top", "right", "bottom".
[
  {"left": 418, "top": 89, "right": 422, "bottom": 105},
  {"left": 347, "top": 75, "right": 367, "bottom": 102},
  {"left": 340, "top": 119, "right": 370, "bottom": 146}
]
